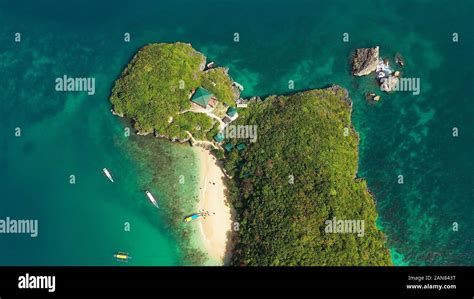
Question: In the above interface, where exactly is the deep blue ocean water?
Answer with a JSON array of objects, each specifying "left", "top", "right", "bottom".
[{"left": 0, "top": 0, "right": 472, "bottom": 265}]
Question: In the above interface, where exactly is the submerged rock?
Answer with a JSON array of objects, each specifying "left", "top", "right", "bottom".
[
  {"left": 395, "top": 53, "right": 405, "bottom": 67},
  {"left": 365, "top": 92, "right": 380, "bottom": 102},
  {"left": 352, "top": 46, "right": 380, "bottom": 76}
]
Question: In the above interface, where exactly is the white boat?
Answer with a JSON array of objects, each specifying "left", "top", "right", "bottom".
[
  {"left": 145, "top": 190, "right": 159, "bottom": 208},
  {"left": 102, "top": 168, "right": 114, "bottom": 182}
]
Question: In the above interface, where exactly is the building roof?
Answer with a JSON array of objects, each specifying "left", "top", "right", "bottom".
[
  {"left": 236, "top": 143, "right": 246, "bottom": 151},
  {"left": 227, "top": 106, "right": 238, "bottom": 117},
  {"left": 191, "top": 87, "right": 213, "bottom": 108},
  {"left": 224, "top": 143, "right": 234, "bottom": 152},
  {"left": 213, "top": 133, "right": 225, "bottom": 143}
]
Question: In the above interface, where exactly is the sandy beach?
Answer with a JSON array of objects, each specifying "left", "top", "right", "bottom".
[{"left": 195, "top": 147, "right": 233, "bottom": 264}]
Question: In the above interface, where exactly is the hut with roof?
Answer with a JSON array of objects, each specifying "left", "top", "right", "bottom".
[{"left": 190, "top": 87, "right": 217, "bottom": 109}]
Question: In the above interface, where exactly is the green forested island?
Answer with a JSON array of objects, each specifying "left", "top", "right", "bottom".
[
  {"left": 110, "top": 42, "right": 238, "bottom": 141},
  {"left": 110, "top": 43, "right": 391, "bottom": 266},
  {"left": 224, "top": 87, "right": 391, "bottom": 265}
]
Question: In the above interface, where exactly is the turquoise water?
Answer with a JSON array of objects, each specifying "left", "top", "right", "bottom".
[{"left": 0, "top": 0, "right": 472, "bottom": 265}]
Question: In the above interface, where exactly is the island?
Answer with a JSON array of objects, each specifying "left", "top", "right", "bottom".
[
  {"left": 225, "top": 87, "right": 391, "bottom": 265},
  {"left": 110, "top": 42, "right": 392, "bottom": 266},
  {"left": 110, "top": 42, "right": 240, "bottom": 142}
]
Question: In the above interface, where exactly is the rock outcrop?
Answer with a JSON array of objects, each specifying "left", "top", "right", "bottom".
[
  {"left": 352, "top": 46, "right": 379, "bottom": 76},
  {"left": 110, "top": 108, "right": 124, "bottom": 117},
  {"left": 380, "top": 75, "right": 399, "bottom": 92}
]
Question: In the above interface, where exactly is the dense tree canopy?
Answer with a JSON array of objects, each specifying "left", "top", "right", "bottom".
[
  {"left": 225, "top": 87, "right": 392, "bottom": 266},
  {"left": 110, "top": 43, "right": 235, "bottom": 139}
]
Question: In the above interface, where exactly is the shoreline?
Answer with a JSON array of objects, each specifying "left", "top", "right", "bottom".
[{"left": 194, "top": 147, "right": 234, "bottom": 265}]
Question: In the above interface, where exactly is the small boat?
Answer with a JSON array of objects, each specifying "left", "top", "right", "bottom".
[
  {"left": 145, "top": 190, "right": 159, "bottom": 208},
  {"left": 102, "top": 168, "right": 114, "bottom": 182},
  {"left": 114, "top": 251, "right": 132, "bottom": 262},
  {"left": 183, "top": 213, "right": 201, "bottom": 223}
]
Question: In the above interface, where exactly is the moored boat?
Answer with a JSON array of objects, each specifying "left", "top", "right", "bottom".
[
  {"left": 114, "top": 251, "right": 132, "bottom": 262},
  {"left": 183, "top": 213, "right": 201, "bottom": 223},
  {"left": 145, "top": 190, "right": 159, "bottom": 208},
  {"left": 102, "top": 168, "right": 114, "bottom": 182}
]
